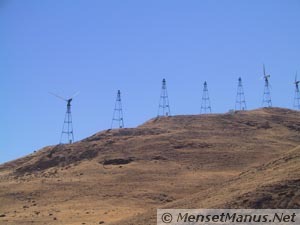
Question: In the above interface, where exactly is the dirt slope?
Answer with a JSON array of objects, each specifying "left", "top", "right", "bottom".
[
  {"left": 0, "top": 107, "right": 300, "bottom": 225},
  {"left": 114, "top": 146, "right": 300, "bottom": 225}
]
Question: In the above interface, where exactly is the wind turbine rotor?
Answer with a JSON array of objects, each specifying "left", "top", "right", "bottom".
[
  {"left": 49, "top": 92, "right": 68, "bottom": 101},
  {"left": 295, "top": 72, "right": 299, "bottom": 84},
  {"left": 50, "top": 91, "right": 79, "bottom": 102},
  {"left": 71, "top": 91, "right": 80, "bottom": 99}
]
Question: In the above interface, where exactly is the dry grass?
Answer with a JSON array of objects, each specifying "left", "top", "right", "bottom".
[{"left": 0, "top": 107, "right": 300, "bottom": 225}]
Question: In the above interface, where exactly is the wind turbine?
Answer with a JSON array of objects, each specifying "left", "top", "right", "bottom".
[
  {"left": 111, "top": 90, "right": 124, "bottom": 129},
  {"left": 158, "top": 78, "right": 171, "bottom": 117},
  {"left": 294, "top": 72, "right": 299, "bottom": 89},
  {"left": 294, "top": 72, "right": 300, "bottom": 110},
  {"left": 263, "top": 65, "right": 270, "bottom": 81},
  {"left": 235, "top": 77, "right": 247, "bottom": 111},
  {"left": 50, "top": 92, "right": 79, "bottom": 144},
  {"left": 262, "top": 64, "right": 272, "bottom": 107}
]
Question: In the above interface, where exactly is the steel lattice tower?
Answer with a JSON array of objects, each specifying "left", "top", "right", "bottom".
[
  {"left": 294, "top": 72, "right": 300, "bottom": 110},
  {"left": 235, "top": 77, "right": 247, "bottom": 111},
  {"left": 200, "top": 81, "right": 212, "bottom": 114},
  {"left": 60, "top": 99, "right": 74, "bottom": 144},
  {"left": 158, "top": 78, "right": 171, "bottom": 117},
  {"left": 262, "top": 65, "right": 272, "bottom": 107},
  {"left": 50, "top": 92, "right": 78, "bottom": 144},
  {"left": 111, "top": 90, "right": 124, "bottom": 129}
]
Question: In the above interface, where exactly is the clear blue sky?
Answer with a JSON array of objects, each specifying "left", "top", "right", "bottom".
[{"left": 1, "top": 0, "right": 300, "bottom": 164}]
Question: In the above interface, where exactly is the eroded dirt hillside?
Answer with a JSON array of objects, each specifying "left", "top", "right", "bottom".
[{"left": 0, "top": 107, "right": 299, "bottom": 225}]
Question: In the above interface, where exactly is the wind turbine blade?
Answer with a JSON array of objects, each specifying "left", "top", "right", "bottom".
[
  {"left": 263, "top": 64, "right": 266, "bottom": 77},
  {"left": 296, "top": 72, "right": 298, "bottom": 83},
  {"left": 71, "top": 91, "right": 80, "bottom": 98},
  {"left": 49, "top": 92, "right": 67, "bottom": 101}
]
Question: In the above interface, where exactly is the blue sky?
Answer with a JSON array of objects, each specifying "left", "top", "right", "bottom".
[{"left": 1, "top": 0, "right": 300, "bottom": 163}]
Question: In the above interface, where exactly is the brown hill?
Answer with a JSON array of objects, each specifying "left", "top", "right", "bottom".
[
  {"left": 0, "top": 107, "right": 300, "bottom": 225},
  {"left": 112, "top": 146, "right": 300, "bottom": 225}
]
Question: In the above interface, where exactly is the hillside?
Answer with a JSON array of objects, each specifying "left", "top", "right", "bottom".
[
  {"left": 0, "top": 107, "right": 300, "bottom": 225},
  {"left": 112, "top": 146, "right": 300, "bottom": 225}
]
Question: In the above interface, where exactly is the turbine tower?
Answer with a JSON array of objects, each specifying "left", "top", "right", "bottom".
[
  {"left": 262, "top": 64, "right": 272, "bottom": 107},
  {"left": 200, "top": 81, "right": 212, "bottom": 114},
  {"left": 111, "top": 90, "right": 124, "bottom": 129},
  {"left": 235, "top": 77, "right": 247, "bottom": 111},
  {"left": 158, "top": 78, "right": 171, "bottom": 117},
  {"left": 294, "top": 72, "right": 300, "bottom": 110},
  {"left": 51, "top": 92, "right": 79, "bottom": 144}
]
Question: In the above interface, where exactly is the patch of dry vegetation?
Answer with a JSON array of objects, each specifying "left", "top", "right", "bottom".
[{"left": 0, "top": 107, "right": 300, "bottom": 225}]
